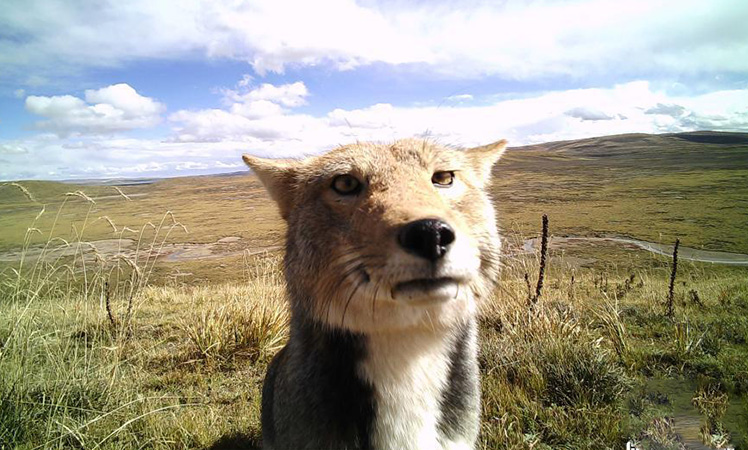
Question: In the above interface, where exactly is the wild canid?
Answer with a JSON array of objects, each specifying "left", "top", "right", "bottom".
[{"left": 243, "top": 138, "right": 506, "bottom": 450}]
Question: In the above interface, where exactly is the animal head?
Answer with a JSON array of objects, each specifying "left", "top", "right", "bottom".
[{"left": 243, "top": 139, "right": 506, "bottom": 333}]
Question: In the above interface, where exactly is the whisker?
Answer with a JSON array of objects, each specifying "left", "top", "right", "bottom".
[
  {"left": 370, "top": 281, "right": 381, "bottom": 324},
  {"left": 341, "top": 278, "right": 365, "bottom": 328},
  {"left": 318, "top": 250, "right": 365, "bottom": 321},
  {"left": 328, "top": 261, "right": 366, "bottom": 303},
  {"left": 312, "top": 246, "right": 387, "bottom": 327},
  {"left": 424, "top": 309, "right": 437, "bottom": 332}
]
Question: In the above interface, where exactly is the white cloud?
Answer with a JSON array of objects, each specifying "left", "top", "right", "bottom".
[
  {"left": 642, "top": 90, "right": 748, "bottom": 132},
  {"left": 0, "top": 134, "right": 255, "bottom": 181},
  {"left": 175, "top": 161, "right": 212, "bottom": 171},
  {"left": 24, "top": 84, "right": 165, "bottom": 136},
  {"left": 170, "top": 81, "right": 321, "bottom": 144},
  {"left": 645, "top": 103, "right": 687, "bottom": 116},
  {"left": 3, "top": 80, "right": 747, "bottom": 181},
  {"left": 203, "top": 0, "right": 430, "bottom": 75},
  {"left": 219, "top": 80, "right": 309, "bottom": 119},
  {"left": 229, "top": 100, "right": 285, "bottom": 119},
  {"left": 565, "top": 107, "right": 615, "bottom": 121},
  {"left": 171, "top": 80, "right": 748, "bottom": 154},
  {"left": 214, "top": 160, "right": 244, "bottom": 169},
  {"left": 169, "top": 108, "right": 333, "bottom": 150},
  {"left": 2, "top": 0, "right": 747, "bottom": 82},
  {"left": 445, "top": 94, "right": 474, "bottom": 103},
  {"left": 328, "top": 103, "right": 396, "bottom": 129},
  {"left": 85, "top": 84, "right": 164, "bottom": 118},
  {"left": 224, "top": 81, "right": 309, "bottom": 107},
  {"left": 0, "top": 143, "right": 29, "bottom": 155}
]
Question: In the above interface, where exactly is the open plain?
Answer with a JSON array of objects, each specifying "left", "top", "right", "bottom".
[{"left": 1, "top": 131, "right": 747, "bottom": 449}]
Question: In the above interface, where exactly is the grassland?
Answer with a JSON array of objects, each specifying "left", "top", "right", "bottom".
[
  {"left": 1, "top": 131, "right": 747, "bottom": 449},
  {"left": 492, "top": 131, "right": 748, "bottom": 255}
]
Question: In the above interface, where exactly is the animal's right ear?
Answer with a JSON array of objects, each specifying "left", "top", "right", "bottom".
[
  {"left": 464, "top": 139, "right": 508, "bottom": 183},
  {"left": 242, "top": 154, "right": 299, "bottom": 220}
]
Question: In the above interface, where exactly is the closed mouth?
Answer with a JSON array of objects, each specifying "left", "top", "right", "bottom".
[{"left": 392, "top": 277, "right": 459, "bottom": 296}]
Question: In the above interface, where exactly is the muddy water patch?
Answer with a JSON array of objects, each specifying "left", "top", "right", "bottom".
[
  {"left": 0, "top": 236, "right": 280, "bottom": 263},
  {"left": 0, "top": 238, "right": 136, "bottom": 262},
  {"left": 646, "top": 378, "right": 746, "bottom": 449}
]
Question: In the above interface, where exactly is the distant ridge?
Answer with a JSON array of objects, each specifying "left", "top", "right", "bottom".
[
  {"left": 511, "top": 130, "right": 748, "bottom": 152},
  {"left": 670, "top": 130, "right": 748, "bottom": 145},
  {"left": 59, "top": 170, "right": 248, "bottom": 186},
  {"left": 59, "top": 177, "right": 161, "bottom": 186}
]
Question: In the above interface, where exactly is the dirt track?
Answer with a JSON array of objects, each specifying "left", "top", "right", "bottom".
[
  {"left": 0, "top": 237, "right": 281, "bottom": 264},
  {"left": 521, "top": 236, "right": 748, "bottom": 266}
]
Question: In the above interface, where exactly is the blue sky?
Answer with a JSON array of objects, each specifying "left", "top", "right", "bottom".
[{"left": 1, "top": 0, "right": 747, "bottom": 181}]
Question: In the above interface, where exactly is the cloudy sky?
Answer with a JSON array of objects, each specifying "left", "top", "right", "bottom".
[{"left": 1, "top": 0, "right": 747, "bottom": 181}]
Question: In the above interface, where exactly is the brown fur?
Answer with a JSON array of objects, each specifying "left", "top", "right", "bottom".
[
  {"left": 244, "top": 138, "right": 505, "bottom": 333},
  {"left": 243, "top": 138, "right": 506, "bottom": 450}
]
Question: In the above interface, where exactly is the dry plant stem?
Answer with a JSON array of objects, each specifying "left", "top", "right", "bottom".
[
  {"left": 535, "top": 214, "right": 549, "bottom": 300},
  {"left": 667, "top": 238, "right": 680, "bottom": 318},
  {"left": 524, "top": 273, "right": 532, "bottom": 304},
  {"left": 67, "top": 192, "right": 97, "bottom": 300},
  {"left": 529, "top": 214, "right": 549, "bottom": 308},
  {"left": 4, "top": 195, "right": 70, "bottom": 353},
  {"left": 105, "top": 281, "right": 117, "bottom": 328},
  {"left": 569, "top": 275, "right": 575, "bottom": 301}
]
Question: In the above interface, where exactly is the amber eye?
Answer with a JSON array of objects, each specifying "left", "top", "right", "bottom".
[
  {"left": 432, "top": 171, "right": 454, "bottom": 187},
  {"left": 331, "top": 174, "right": 362, "bottom": 195}
]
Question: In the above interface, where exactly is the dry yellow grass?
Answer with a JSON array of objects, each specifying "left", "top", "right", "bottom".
[{"left": 1, "top": 254, "right": 288, "bottom": 449}]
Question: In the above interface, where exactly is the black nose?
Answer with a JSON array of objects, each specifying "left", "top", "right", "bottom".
[{"left": 398, "top": 219, "right": 456, "bottom": 261}]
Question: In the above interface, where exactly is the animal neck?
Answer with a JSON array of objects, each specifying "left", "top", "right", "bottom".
[
  {"left": 288, "top": 304, "right": 478, "bottom": 450},
  {"left": 360, "top": 322, "right": 476, "bottom": 450}
]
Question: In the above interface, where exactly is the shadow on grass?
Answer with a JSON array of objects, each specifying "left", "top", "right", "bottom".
[{"left": 207, "top": 432, "right": 262, "bottom": 450}]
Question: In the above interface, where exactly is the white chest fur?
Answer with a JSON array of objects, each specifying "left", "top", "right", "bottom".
[{"left": 358, "top": 327, "right": 474, "bottom": 450}]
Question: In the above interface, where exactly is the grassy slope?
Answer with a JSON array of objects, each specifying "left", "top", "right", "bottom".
[
  {"left": 1, "top": 131, "right": 748, "bottom": 449},
  {"left": 493, "top": 131, "right": 748, "bottom": 254},
  {"left": 0, "top": 174, "right": 284, "bottom": 253}
]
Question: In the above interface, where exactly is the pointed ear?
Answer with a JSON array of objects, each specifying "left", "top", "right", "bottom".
[
  {"left": 464, "top": 139, "right": 507, "bottom": 182},
  {"left": 242, "top": 154, "right": 299, "bottom": 220}
]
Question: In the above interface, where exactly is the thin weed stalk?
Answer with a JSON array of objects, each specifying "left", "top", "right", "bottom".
[
  {"left": 527, "top": 214, "right": 549, "bottom": 309},
  {"left": 666, "top": 238, "right": 680, "bottom": 318}
]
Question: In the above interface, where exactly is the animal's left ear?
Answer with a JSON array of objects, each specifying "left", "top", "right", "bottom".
[
  {"left": 464, "top": 139, "right": 508, "bottom": 182},
  {"left": 242, "top": 154, "right": 299, "bottom": 221}
]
